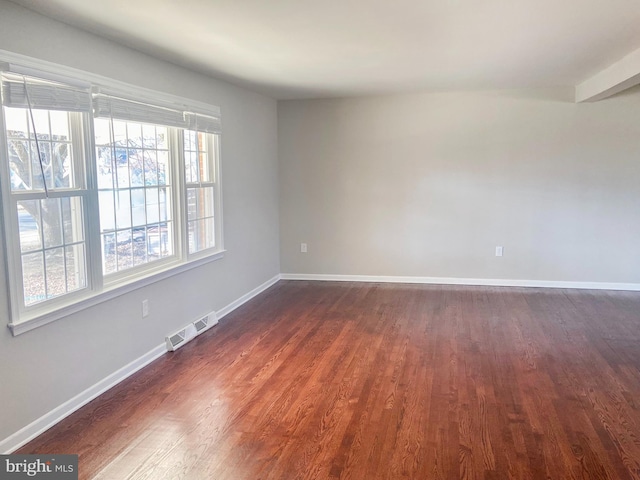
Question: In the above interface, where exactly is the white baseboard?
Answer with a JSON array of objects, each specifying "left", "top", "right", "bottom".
[
  {"left": 216, "top": 274, "right": 281, "bottom": 319},
  {"left": 5, "top": 271, "right": 635, "bottom": 453},
  {"left": 280, "top": 273, "right": 640, "bottom": 291},
  {"left": 0, "top": 273, "right": 281, "bottom": 454},
  {"left": 0, "top": 344, "right": 166, "bottom": 454}
]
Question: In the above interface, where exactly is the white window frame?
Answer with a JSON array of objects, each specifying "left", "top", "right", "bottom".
[
  {"left": 0, "top": 53, "right": 224, "bottom": 335},
  {"left": 182, "top": 130, "right": 222, "bottom": 259},
  {"left": 93, "top": 118, "right": 181, "bottom": 285},
  {"left": 0, "top": 109, "right": 97, "bottom": 318}
]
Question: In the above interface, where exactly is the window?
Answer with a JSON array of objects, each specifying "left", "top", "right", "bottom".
[
  {"left": 184, "top": 129, "right": 218, "bottom": 254},
  {"left": 94, "top": 118, "right": 174, "bottom": 275},
  {"left": 5, "top": 106, "right": 88, "bottom": 306},
  {"left": 0, "top": 62, "right": 223, "bottom": 334}
]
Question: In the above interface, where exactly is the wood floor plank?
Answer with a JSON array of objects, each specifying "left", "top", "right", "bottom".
[{"left": 16, "top": 281, "right": 640, "bottom": 479}]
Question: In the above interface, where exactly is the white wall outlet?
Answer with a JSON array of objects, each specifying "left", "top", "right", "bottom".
[
  {"left": 142, "top": 299, "right": 150, "bottom": 317},
  {"left": 301, "top": 243, "right": 308, "bottom": 253},
  {"left": 495, "top": 246, "right": 504, "bottom": 257}
]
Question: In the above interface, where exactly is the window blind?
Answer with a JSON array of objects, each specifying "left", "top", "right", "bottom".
[
  {"left": 185, "top": 112, "right": 221, "bottom": 134},
  {"left": 93, "top": 92, "right": 189, "bottom": 128},
  {"left": 1, "top": 72, "right": 92, "bottom": 112}
]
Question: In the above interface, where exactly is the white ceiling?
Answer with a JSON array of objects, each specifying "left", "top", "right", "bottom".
[{"left": 9, "top": 0, "right": 640, "bottom": 99}]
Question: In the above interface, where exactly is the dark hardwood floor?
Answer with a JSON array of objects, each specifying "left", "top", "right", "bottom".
[{"left": 18, "top": 281, "right": 640, "bottom": 479}]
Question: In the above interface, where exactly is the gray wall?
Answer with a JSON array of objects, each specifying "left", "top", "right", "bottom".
[
  {"left": 279, "top": 89, "right": 640, "bottom": 283},
  {"left": 3, "top": 0, "right": 640, "bottom": 451},
  {"left": 0, "top": 2, "right": 279, "bottom": 443}
]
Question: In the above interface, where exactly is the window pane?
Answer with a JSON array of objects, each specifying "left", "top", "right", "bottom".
[
  {"left": 199, "top": 151, "right": 210, "bottom": 182},
  {"left": 187, "top": 188, "right": 197, "bottom": 221},
  {"left": 127, "top": 122, "right": 142, "bottom": 148},
  {"left": 41, "top": 198, "right": 64, "bottom": 249},
  {"left": 184, "top": 130, "right": 196, "bottom": 150},
  {"left": 45, "top": 247, "right": 65, "bottom": 299},
  {"left": 112, "top": 120, "right": 127, "bottom": 144},
  {"left": 98, "top": 190, "right": 116, "bottom": 231},
  {"left": 4, "top": 107, "right": 29, "bottom": 138},
  {"left": 129, "top": 149, "right": 143, "bottom": 186},
  {"left": 159, "top": 187, "right": 169, "bottom": 221},
  {"left": 142, "top": 125, "right": 156, "bottom": 148},
  {"left": 116, "top": 230, "right": 133, "bottom": 271},
  {"left": 18, "top": 201, "right": 42, "bottom": 252},
  {"left": 61, "top": 197, "right": 84, "bottom": 244},
  {"left": 36, "top": 142, "right": 53, "bottom": 188},
  {"left": 132, "top": 227, "right": 147, "bottom": 266},
  {"left": 187, "top": 187, "right": 214, "bottom": 223},
  {"left": 187, "top": 220, "right": 196, "bottom": 253},
  {"left": 185, "top": 151, "right": 195, "bottom": 183},
  {"left": 96, "top": 146, "right": 114, "bottom": 188},
  {"left": 146, "top": 188, "right": 159, "bottom": 223},
  {"left": 143, "top": 151, "right": 158, "bottom": 186},
  {"left": 50, "top": 111, "right": 70, "bottom": 141},
  {"left": 7, "top": 138, "right": 31, "bottom": 190},
  {"left": 65, "top": 244, "right": 86, "bottom": 293},
  {"left": 188, "top": 217, "right": 215, "bottom": 254},
  {"left": 22, "top": 252, "right": 45, "bottom": 305},
  {"left": 202, "top": 217, "right": 215, "bottom": 250},
  {"left": 157, "top": 151, "right": 168, "bottom": 185},
  {"left": 131, "top": 188, "right": 146, "bottom": 226},
  {"left": 32, "top": 109, "right": 49, "bottom": 141},
  {"left": 198, "top": 187, "right": 215, "bottom": 218},
  {"left": 115, "top": 190, "right": 131, "bottom": 229},
  {"left": 116, "top": 150, "right": 130, "bottom": 188},
  {"left": 147, "top": 224, "right": 160, "bottom": 259},
  {"left": 30, "top": 140, "right": 45, "bottom": 190},
  {"left": 102, "top": 233, "right": 116, "bottom": 274},
  {"left": 156, "top": 127, "right": 168, "bottom": 150},
  {"left": 52, "top": 142, "right": 72, "bottom": 188},
  {"left": 159, "top": 222, "right": 173, "bottom": 257},
  {"left": 94, "top": 118, "right": 111, "bottom": 145}
]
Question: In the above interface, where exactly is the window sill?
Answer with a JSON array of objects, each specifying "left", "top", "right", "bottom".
[{"left": 8, "top": 250, "right": 226, "bottom": 336}]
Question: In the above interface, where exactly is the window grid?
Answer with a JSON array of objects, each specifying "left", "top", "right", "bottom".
[
  {"left": 184, "top": 130, "right": 216, "bottom": 254},
  {"left": 18, "top": 197, "right": 87, "bottom": 305},
  {"left": 5, "top": 107, "right": 76, "bottom": 191},
  {"left": 0, "top": 65, "right": 223, "bottom": 330},
  {"left": 96, "top": 118, "right": 175, "bottom": 275},
  {"left": 3, "top": 105, "right": 89, "bottom": 307}
]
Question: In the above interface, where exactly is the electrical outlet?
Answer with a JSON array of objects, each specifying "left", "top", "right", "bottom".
[
  {"left": 300, "top": 243, "right": 308, "bottom": 253},
  {"left": 495, "top": 246, "right": 504, "bottom": 257},
  {"left": 142, "top": 299, "right": 150, "bottom": 317}
]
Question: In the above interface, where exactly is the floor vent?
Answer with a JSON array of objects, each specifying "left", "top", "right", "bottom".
[
  {"left": 167, "top": 330, "right": 186, "bottom": 349},
  {"left": 165, "top": 311, "right": 218, "bottom": 352},
  {"left": 194, "top": 318, "right": 208, "bottom": 332}
]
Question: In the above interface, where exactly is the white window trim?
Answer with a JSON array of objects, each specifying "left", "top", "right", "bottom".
[
  {"left": 7, "top": 250, "right": 225, "bottom": 336},
  {"left": 183, "top": 132, "right": 222, "bottom": 257},
  {"left": 0, "top": 51, "right": 225, "bottom": 336}
]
